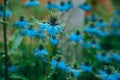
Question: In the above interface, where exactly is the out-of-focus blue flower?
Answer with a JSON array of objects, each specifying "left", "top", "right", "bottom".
[
  {"left": 46, "top": 1, "right": 56, "bottom": 10},
  {"left": 37, "top": 30, "right": 45, "bottom": 39},
  {"left": 96, "top": 53, "right": 106, "bottom": 61},
  {"left": 33, "top": 45, "right": 48, "bottom": 57},
  {"left": 80, "top": 64, "right": 92, "bottom": 72},
  {"left": 72, "top": 69, "right": 80, "bottom": 77},
  {"left": 114, "top": 10, "right": 120, "bottom": 15},
  {"left": 88, "top": 14, "right": 98, "bottom": 22},
  {"left": 8, "top": 65, "right": 17, "bottom": 73},
  {"left": 102, "top": 74, "right": 118, "bottom": 80},
  {"left": 14, "top": 16, "right": 29, "bottom": 28},
  {"left": 50, "top": 59, "right": 57, "bottom": 68},
  {"left": 39, "top": 22, "right": 49, "bottom": 32},
  {"left": 98, "top": 29, "right": 108, "bottom": 37},
  {"left": 110, "top": 17, "right": 120, "bottom": 29},
  {"left": 0, "top": 6, "right": 11, "bottom": 18},
  {"left": 98, "top": 69, "right": 107, "bottom": 75},
  {"left": 83, "top": 24, "right": 99, "bottom": 35},
  {"left": 113, "top": 30, "right": 120, "bottom": 36},
  {"left": 48, "top": 25, "right": 58, "bottom": 36},
  {"left": 25, "top": 0, "right": 39, "bottom": 7},
  {"left": 69, "top": 31, "right": 83, "bottom": 43},
  {"left": 96, "top": 19, "right": 107, "bottom": 28},
  {"left": 22, "top": 27, "right": 37, "bottom": 38},
  {"left": 104, "top": 54, "right": 112, "bottom": 63},
  {"left": 86, "top": 40, "right": 100, "bottom": 49},
  {"left": 116, "top": 73, "right": 120, "bottom": 79},
  {"left": 50, "top": 36, "right": 59, "bottom": 45},
  {"left": 79, "top": 2, "right": 91, "bottom": 11},
  {"left": 57, "top": 1, "right": 71, "bottom": 11},
  {"left": 96, "top": 53, "right": 111, "bottom": 63},
  {"left": 64, "top": 0, "right": 73, "bottom": 11},
  {"left": 57, "top": 61, "right": 66, "bottom": 70},
  {"left": 112, "top": 53, "right": 120, "bottom": 61},
  {"left": 65, "top": 66, "right": 72, "bottom": 73}
]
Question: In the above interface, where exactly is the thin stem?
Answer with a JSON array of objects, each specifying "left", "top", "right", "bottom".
[
  {"left": 29, "top": 37, "right": 32, "bottom": 54},
  {"left": 3, "top": 0, "right": 9, "bottom": 80}
]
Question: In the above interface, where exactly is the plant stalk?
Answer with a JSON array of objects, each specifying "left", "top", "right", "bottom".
[{"left": 3, "top": 0, "right": 9, "bottom": 80}]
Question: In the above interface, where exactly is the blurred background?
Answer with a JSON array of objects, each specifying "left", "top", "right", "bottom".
[{"left": 0, "top": 0, "right": 120, "bottom": 80}]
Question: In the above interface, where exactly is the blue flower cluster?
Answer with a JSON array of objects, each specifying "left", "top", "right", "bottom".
[
  {"left": 25, "top": 0, "right": 40, "bottom": 7},
  {"left": 98, "top": 68, "right": 120, "bottom": 80},
  {"left": 45, "top": 0, "right": 73, "bottom": 12},
  {"left": 96, "top": 52, "right": 120, "bottom": 63}
]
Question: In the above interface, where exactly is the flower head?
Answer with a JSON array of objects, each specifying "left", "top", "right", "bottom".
[
  {"left": 14, "top": 16, "right": 29, "bottom": 28},
  {"left": 22, "top": 25, "right": 37, "bottom": 38},
  {"left": 46, "top": 1, "right": 56, "bottom": 10},
  {"left": 33, "top": 45, "right": 48, "bottom": 58},
  {"left": 50, "top": 36, "right": 59, "bottom": 45},
  {"left": 25, "top": 0, "right": 40, "bottom": 7},
  {"left": 96, "top": 19, "right": 107, "bottom": 28},
  {"left": 79, "top": 2, "right": 91, "bottom": 11},
  {"left": 69, "top": 30, "right": 83, "bottom": 43},
  {"left": 0, "top": 6, "right": 11, "bottom": 18}
]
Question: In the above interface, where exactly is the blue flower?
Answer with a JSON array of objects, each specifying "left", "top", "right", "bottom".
[
  {"left": 72, "top": 69, "right": 80, "bottom": 77},
  {"left": 113, "top": 30, "right": 120, "bottom": 36},
  {"left": 65, "top": 66, "right": 72, "bottom": 73},
  {"left": 114, "top": 9, "right": 120, "bottom": 15},
  {"left": 0, "top": 6, "right": 11, "bottom": 18},
  {"left": 69, "top": 31, "right": 83, "bottom": 43},
  {"left": 96, "top": 19, "right": 107, "bottom": 28},
  {"left": 104, "top": 55, "right": 112, "bottom": 63},
  {"left": 112, "top": 53, "right": 120, "bottom": 61},
  {"left": 83, "top": 24, "right": 99, "bottom": 35},
  {"left": 80, "top": 64, "right": 92, "bottom": 72},
  {"left": 8, "top": 65, "right": 17, "bottom": 73},
  {"left": 14, "top": 16, "right": 29, "bottom": 28},
  {"left": 88, "top": 14, "right": 98, "bottom": 22},
  {"left": 33, "top": 45, "right": 48, "bottom": 58},
  {"left": 46, "top": 1, "right": 56, "bottom": 10},
  {"left": 96, "top": 53, "right": 106, "bottom": 61},
  {"left": 110, "top": 17, "right": 120, "bottom": 28},
  {"left": 50, "top": 36, "right": 59, "bottom": 45},
  {"left": 57, "top": 61, "right": 66, "bottom": 70},
  {"left": 86, "top": 40, "right": 100, "bottom": 49},
  {"left": 98, "top": 69, "right": 107, "bottom": 75},
  {"left": 102, "top": 74, "right": 118, "bottom": 80},
  {"left": 39, "top": 22, "right": 49, "bottom": 32},
  {"left": 50, "top": 59, "right": 57, "bottom": 68},
  {"left": 57, "top": 1, "right": 71, "bottom": 11},
  {"left": 23, "top": 28, "right": 36, "bottom": 38},
  {"left": 22, "top": 25, "right": 37, "bottom": 38},
  {"left": 47, "top": 25, "right": 58, "bottom": 36},
  {"left": 79, "top": 2, "right": 91, "bottom": 11},
  {"left": 98, "top": 29, "right": 108, "bottom": 37},
  {"left": 37, "top": 30, "right": 45, "bottom": 39},
  {"left": 25, "top": 0, "right": 39, "bottom": 7}
]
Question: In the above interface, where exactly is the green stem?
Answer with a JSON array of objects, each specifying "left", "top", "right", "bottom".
[
  {"left": 3, "top": 0, "right": 8, "bottom": 80},
  {"left": 29, "top": 37, "right": 32, "bottom": 54},
  {"left": 76, "top": 44, "right": 79, "bottom": 64}
]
